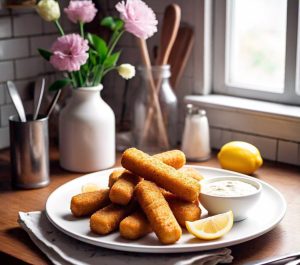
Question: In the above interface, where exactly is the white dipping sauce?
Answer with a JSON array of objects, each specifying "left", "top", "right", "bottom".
[{"left": 202, "top": 180, "right": 257, "bottom": 196}]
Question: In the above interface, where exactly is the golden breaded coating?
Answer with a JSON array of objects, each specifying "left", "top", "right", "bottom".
[
  {"left": 119, "top": 209, "right": 152, "bottom": 240},
  {"left": 153, "top": 150, "right": 186, "bottom": 169},
  {"left": 108, "top": 169, "right": 125, "bottom": 188},
  {"left": 109, "top": 171, "right": 141, "bottom": 205},
  {"left": 164, "top": 193, "right": 201, "bottom": 227},
  {"left": 179, "top": 167, "right": 203, "bottom": 181},
  {"left": 70, "top": 189, "right": 110, "bottom": 217},
  {"left": 135, "top": 180, "right": 182, "bottom": 244},
  {"left": 109, "top": 151, "right": 186, "bottom": 205},
  {"left": 90, "top": 203, "right": 135, "bottom": 235},
  {"left": 122, "top": 148, "right": 200, "bottom": 202}
]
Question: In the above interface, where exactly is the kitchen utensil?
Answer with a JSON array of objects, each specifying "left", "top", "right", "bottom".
[
  {"left": 133, "top": 65, "right": 177, "bottom": 152},
  {"left": 33, "top": 77, "right": 45, "bottom": 120},
  {"left": 6, "top": 81, "right": 27, "bottom": 122},
  {"left": 46, "top": 89, "right": 62, "bottom": 118},
  {"left": 139, "top": 4, "right": 181, "bottom": 146},
  {"left": 156, "top": 4, "right": 181, "bottom": 66},
  {"left": 9, "top": 114, "right": 49, "bottom": 189},
  {"left": 286, "top": 258, "right": 300, "bottom": 265},
  {"left": 169, "top": 25, "right": 194, "bottom": 89},
  {"left": 244, "top": 251, "right": 300, "bottom": 265},
  {"left": 136, "top": 38, "right": 169, "bottom": 148}
]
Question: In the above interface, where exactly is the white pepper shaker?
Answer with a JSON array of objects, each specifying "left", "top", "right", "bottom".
[{"left": 181, "top": 104, "right": 211, "bottom": 161}]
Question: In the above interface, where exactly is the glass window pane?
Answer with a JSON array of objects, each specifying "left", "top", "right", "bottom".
[{"left": 226, "top": 0, "right": 287, "bottom": 92}]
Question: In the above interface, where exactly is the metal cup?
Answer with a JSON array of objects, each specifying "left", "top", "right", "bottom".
[{"left": 9, "top": 115, "right": 50, "bottom": 189}]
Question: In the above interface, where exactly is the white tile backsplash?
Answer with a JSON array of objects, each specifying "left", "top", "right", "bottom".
[
  {"left": 30, "top": 35, "right": 57, "bottom": 56},
  {"left": 232, "top": 132, "right": 277, "bottom": 161},
  {"left": 13, "top": 14, "right": 43, "bottom": 37},
  {"left": 1, "top": 104, "right": 17, "bottom": 127},
  {"left": 15, "top": 57, "right": 44, "bottom": 79},
  {"left": 0, "top": 84, "right": 5, "bottom": 105},
  {"left": 4, "top": 79, "right": 34, "bottom": 104},
  {"left": 277, "top": 140, "right": 299, "bottom": 165},
  {"left": 0, "top": 61, "right": 14, "bottom": 82},
  {"left": 42, "top": 21, "right": 58, "bottom": 34},
  {"left": 0, "top": 17, "right": 12, "bottom": 38},
  {"left": 210, "top": 127, "right": 223, "bottom": 149},
  {"left": 0, "top": 38, "right": 29, "bottom": 60},
  {"left": 0, "top": 127, "right": 9, "bottom": 149}
]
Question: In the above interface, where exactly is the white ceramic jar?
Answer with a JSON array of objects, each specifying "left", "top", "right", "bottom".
[{"left": 59, "top": 85, "right": 115, "bottom": 172}]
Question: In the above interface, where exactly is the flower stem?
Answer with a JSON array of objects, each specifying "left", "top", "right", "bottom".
[
  {"left": 79, "top": 22, "right": 84, "bottom": 38},
  {"left": 78, "top": 70, "right": 84, "bottom": 86},
  {"left": 107, "top": 30, "right": 124, "bottom": 58},
  {"left": 93, "top": 30, "right": 125, "bottom": 85},
  {"left": 55, "top": 20, "right": 65, "bottom": 36},
  {"left": 69, "top": 72, "right": 77, "bottom": 87}
]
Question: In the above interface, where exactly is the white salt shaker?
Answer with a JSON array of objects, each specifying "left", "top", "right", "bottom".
[{"left": 181, "top": 104, "right": 211, "bottom": 161}]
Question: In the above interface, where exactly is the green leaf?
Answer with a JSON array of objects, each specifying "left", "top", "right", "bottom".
[
  {"left": 101, "top": 16, "right": 115, "bottom": 29},
  {"left": 104, "top": 51, "right": 121, "bottom": 68},
  {"left": 38, "top": 48, "right": 52, "bottom": 61},
  {"left": 114, "top": 19, "right": 124, "bottom": 31},
  {"left": 88, "top": 49, "right": 97, "bottom": 66},
  {"left": 48, "top": 79, "right": 71, "bottom": 91},
  {"left": 101, "top": 17, "right": 124, "bottom": 31},
  {"left": 87, "top": 33, "right": 108, "bottom": 62}
]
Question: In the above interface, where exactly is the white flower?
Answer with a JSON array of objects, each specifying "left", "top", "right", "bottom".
[
  {"left": 118, "top": 63, "right": 135, "bottom": 80},
  {"left": 36, "top": 0, "right": 60, "bottom": 22},
  {"left": 118, "top": 64, "right": 136, "bottom": 80}
]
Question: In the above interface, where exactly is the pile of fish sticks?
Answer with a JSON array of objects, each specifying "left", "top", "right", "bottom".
[{"left": 70, "top": 148, "right": 202, "bottom": 244}]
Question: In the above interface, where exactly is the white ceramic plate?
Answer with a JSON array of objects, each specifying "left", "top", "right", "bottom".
[{"left": 46, "top": 166, "right": 286, "bottom": 253}]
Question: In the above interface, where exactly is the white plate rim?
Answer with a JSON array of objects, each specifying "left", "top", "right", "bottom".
[{"left": 45, "top": 165, "right": 287, "bottom": 253}]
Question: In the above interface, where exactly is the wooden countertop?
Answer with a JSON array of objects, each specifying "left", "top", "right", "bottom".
[{"left": 0, "top": 148, "right": 299, "bottom": 264}]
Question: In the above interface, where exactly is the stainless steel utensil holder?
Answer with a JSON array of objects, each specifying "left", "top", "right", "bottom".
[{"left": 9, "top": 115, "right": 50, "bottom": 189}]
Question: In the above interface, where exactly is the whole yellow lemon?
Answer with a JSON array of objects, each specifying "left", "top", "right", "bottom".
[{"left": 217, "top": 141, "right": 263, "bottom": 175}]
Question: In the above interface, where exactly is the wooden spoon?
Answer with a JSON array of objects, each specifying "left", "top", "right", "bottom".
[
  {"left": 136, "top": 38, "right": 170, "bottom": 148},
  {"left": 156, "top": 4, "right": 181, "bottom": 66},
  {"left": 168, "top": 24, "right": 195, "bottom": 89}
]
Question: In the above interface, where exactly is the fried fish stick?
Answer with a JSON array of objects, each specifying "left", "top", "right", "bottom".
[
  {"left": 164, "top": 193, "right": 201, "bottom": 227},
  {"left": 119, "top": 209, "right": 152, "bottom": 240},
  {"left": 109, "top": 171, "right": 141, "bottom": 205},
  {"left": 90, "top": 203, "right": 135, "bottom": 235},
  {"left": 122, "top": 148, "right": 200, "bottom": 202},
  {"left": 108, "top": 169, "right": 125, "bottom": 188},
  {"left": 135, "top": 180, "right": 182, "bottom": 244},
  {"left": 70, "top": 189, "right": 110, "bottom": 217},
  {"left": 109, "top": 151, "right": 186, "bottom": 205},
  {"left": 153, "top": 150, "right": 186, "bottom": 169},
  {"left": 179, "top": 167, "right": 203, "bottom": 181}
]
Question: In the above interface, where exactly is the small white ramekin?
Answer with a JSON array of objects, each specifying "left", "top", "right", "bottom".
[{"left": 199, "top": 176, "right": 262, "bottom": 221}]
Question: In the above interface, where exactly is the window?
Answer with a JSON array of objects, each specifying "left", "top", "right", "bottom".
[{"left": 213, "top": 0, "right": 300, "bottom": 105}]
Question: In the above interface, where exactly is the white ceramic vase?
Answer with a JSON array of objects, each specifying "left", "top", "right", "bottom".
[{"left": 59, "top": 85, "right": 115, "bottom": 172}]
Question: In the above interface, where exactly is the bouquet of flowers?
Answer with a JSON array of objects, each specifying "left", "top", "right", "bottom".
[{"left": 35, "top": 0, "right": 158, "bottom": 90}]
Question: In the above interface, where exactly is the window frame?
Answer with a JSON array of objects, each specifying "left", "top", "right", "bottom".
[{"left": 213, "top": 0, "right": 300, "bottom": 106}]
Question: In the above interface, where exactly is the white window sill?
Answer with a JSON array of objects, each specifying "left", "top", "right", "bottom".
[
  {"left": 185, "top": 95, "right": 300, "bottom": 122},
  {"left": 184, "top": 95, "right": 300, "bottom": 165}
]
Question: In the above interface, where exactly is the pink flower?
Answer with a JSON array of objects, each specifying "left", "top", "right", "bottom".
[
  {"left": 64, "top": 0, "right": 97, "bottom": 24},
  {"left": 50, "top": 34, "right": 89, "bottom": 72},
  {"left": 116, "top": 0, "right": 158, "bottom": 39}
]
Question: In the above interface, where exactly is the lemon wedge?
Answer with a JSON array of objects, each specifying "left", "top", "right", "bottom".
[
  {"left": 186, "top": 211, "right": 234, "bottom": 240},
  {"left": 81, "top": 183, "right": 100, "bottom": 193},
  {"left": 218, "top": 141, "right": 263, "bottom": 174}
]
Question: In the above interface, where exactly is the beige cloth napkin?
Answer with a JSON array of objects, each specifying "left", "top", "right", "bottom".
[{"left": 18, "top": 211, "right": 233, "bottom": 265}]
